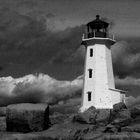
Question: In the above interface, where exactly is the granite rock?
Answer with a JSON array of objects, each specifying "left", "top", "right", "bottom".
[
  {"left": 50, "top": 112, "right": 70, "bottom": 125},
  {"left": 111, "top": 109, "right": 131, "bottom": 127},
  {"left": 6, "top": 103, "right": 49, "bottom": 132},
  {"left": 113, "top": 102, "right": 127, "bottom": 112},
  {"left": 73, "top": 107, "right": 110, "bottom": 126},
  {"left": 130, "top": 105, "right": 140, "bottom": 119},
  {"left": 96, "top": 109, "right": 110, "bottom": 125},
  {"left": 0, "top": 107, "right": 6, "bottom": 116},
  {"left": 0, "top": 117, "right": 6, "bottom": 131},
  {"left": 122, "top": 124, "right": 140, "bottom": 133},
  {"left": 73, "top": 106, "right": 97, "bottom": 124}
]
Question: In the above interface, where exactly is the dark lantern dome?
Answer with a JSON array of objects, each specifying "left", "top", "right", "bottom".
[
  {"left": 87, "top": 15, "right": 109, "bottom": 30},
  {"left": 85, "top": 15, "right": 110, "bottom": 38}
]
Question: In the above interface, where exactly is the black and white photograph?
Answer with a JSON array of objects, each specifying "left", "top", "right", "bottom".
[{"left": 0, "top": 0, "right": 140, "bottom": 139}]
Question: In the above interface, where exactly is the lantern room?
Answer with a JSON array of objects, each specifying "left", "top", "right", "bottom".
[{"left": 87, "top": 15, "right": 109, "bottom": 38}]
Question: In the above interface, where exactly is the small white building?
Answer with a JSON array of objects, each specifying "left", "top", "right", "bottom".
[{"left": 80, "top": 15, "right": 125, "bottom": 112}]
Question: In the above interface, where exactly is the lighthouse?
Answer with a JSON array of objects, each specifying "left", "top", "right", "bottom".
[{"left": 80, "top": 15, "right": 125, "bottom": 112}]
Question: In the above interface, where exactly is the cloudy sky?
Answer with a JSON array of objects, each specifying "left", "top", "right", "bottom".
[
  {"left": 0, "top": 0, "right": 140, "bottom": 105},
  {"left": 0, "top": 0, "right": 139, "bottom": 79}
]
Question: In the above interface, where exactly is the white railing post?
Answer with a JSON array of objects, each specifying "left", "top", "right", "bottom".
[
  {"left": 113, "top": 34, "right": 114, "bottom": 40},
  {"left": 82, "top": 34, "right": 84, "bottom": 40}
]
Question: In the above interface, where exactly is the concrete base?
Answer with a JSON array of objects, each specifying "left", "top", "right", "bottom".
[{"left": 80, "top": 89, "right": 126, "bottom": 113}]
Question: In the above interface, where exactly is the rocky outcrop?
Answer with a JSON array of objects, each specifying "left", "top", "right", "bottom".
[
  {"left": 130, "top": 105, "right": 140, "bottom": 119},
  {"left": 104, "top": 132, "right": 140, "bottom": 140},
  {"left": 122, "top": 124, "right": 140, "bottom": 133},
  {"left": 111, "top": 109, "right": 132, "bottom": 127},
  {"left": 0, "top": 107, "right": 6, "bottom": 116},
  {"left": 96, "top": 109, "right": 110, "bottom": 125},
  {"left": 0, "top": 117, "right": 6, "bottom": 131},
  {"left": 50, "top": 112, "right": 71, "bottom": 125},
  {"left": 2, "top": 102, "right": 140, "bottom": 139},
  {"left": 6, "top": 103, "right": 49, "bottom": 132},
  {"left": 73, "top": 107, "right": 111, "bottom": 126},
  {"left": 73, "top": 103, "right": 134, "bottom": 134},
  {"left": 0, "top": 107, "right": 7, "bottom": 131},
  {"left": 73, "top": 106, "right": 97, "bottom": 124},
  {"left": 1, "top": 130, "right": 140, "bottom": 140},
  {"left": 113, "top": 102, "right": 127, "bottom": 112}
]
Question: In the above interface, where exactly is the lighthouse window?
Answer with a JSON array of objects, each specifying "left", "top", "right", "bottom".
[
  {"left": 90, "top": 49, "right": 93, "bottom": 57},
  {"left": 87, "top": 92, "right": 92, "bottom": 101},
  {"left": 88, "top": 69, "right": 92, "bottom": 78}
]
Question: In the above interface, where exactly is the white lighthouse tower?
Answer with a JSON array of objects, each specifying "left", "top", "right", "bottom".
[{"left": 80, "top": 15, "right": 125, "bottom": 112}]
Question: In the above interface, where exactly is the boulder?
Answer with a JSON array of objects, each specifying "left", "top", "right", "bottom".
[
  {"left": 113, "top": 102, "right": 127, "bottom": 112},
  {"left": 121, "top": 126, "right": 134, "bottom": 132},
  {"left": 0, "top": 107, "right": 6, "bottom": 116},
  {"left": 132, "top": 116, "right": 140, "bottom": 124},
  {"left": 130, "top": 105, "right": 140, "bottom": 119},
  {"left": 96, "top": 109, "right": 110, "bottom": 125},
  {"left": 73, "top": 107, "right": 110, "bottom": 125},
  {"left": 73, "top": 107, "right": 111, "bottom": 126},
  {"left": 6, "top": 103, "right": 49, "bottom": 132},
  {"left": 0, "top": 117, "right": 6, "bottom": 131},
  {"left": 104, "top": 124, "right": 118, "bottom": 133},
  {"left": 111, "top": 109, "right": 131, "bottom": 127},
  {"left": 122, "top": 124, "right": 140, "bottom": 133},
  {"left": 73, "top": 106, "right": 97, "bottom": 124}
]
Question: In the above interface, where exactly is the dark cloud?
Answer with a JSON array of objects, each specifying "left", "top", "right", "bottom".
[
  {"left": 0, "top": 6, "right": 85, "bottom": 79},
  {"left": 112, "top": 38, "right": 140, "bottom": 79},
  {"left": 65, "top": 45, "right": 85, "bottom": 64},
  {"left": 115, "top": 76, "right": 140, "bottom": 107},
  {"left": 0, "top": 0, "right": 140, "bottom": 81},
  {"left": 110, "top": 37, "right": 140, "bottom": 98}
]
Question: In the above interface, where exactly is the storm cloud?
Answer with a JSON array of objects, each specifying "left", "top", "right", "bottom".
[
  {"left": 111, "top": 38, "right": 140, "bottom": 79},
  {"left": 0, "top": 6, "right": 85, "bottom": 79},
  {"left": 0, "top": 0, "right": 140, "bottom": 106},
  {"left": 0, "top": 0, "right": 140, "bottom": 81}
]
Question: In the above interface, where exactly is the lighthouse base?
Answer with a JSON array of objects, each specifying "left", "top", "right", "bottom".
[{"left": 80, "top": 88, "right": 126, "bottom": 113}]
